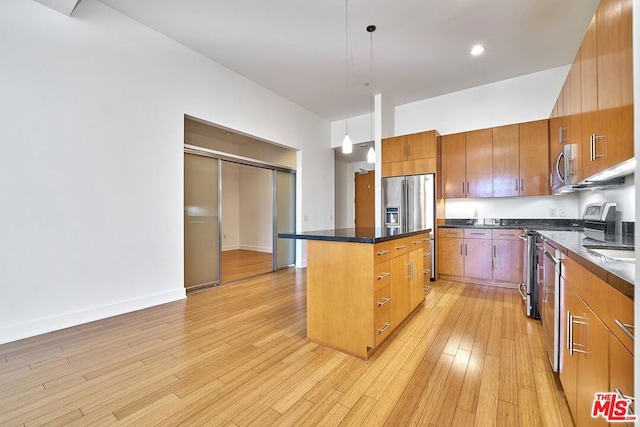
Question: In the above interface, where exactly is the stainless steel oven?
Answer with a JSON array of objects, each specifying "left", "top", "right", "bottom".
[
  {"left": 518, "top": 231, "right": 540, "bottom": 319},
  {"left": 541, "top": 241, "right": 562, "bottom": 372}
]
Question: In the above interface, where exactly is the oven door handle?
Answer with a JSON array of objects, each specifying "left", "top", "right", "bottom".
[
  {"left": 517, "top": 282, "right": 527, "bottom": 301},
  {"left": 544, "top": 250, "right": 559, "bottom": 265}
]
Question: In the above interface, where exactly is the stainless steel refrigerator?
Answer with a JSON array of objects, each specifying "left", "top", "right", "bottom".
[{"left": 382, "top": 174, "right": 435, "bottom": 280}]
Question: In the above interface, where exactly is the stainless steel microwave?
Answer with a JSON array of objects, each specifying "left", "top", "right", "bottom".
[{"left": 551, "top": 144, "right": 577, "bottom": 194}]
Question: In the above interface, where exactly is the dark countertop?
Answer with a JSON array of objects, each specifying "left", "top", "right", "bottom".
[
  {"left": 278, "top": 227, "right": 432, "bottom": 244},
  {"left": 439, "top": 218, "right": 583, "bottom": 231},
  {"left": 538, "top": 230, "right": 634, "bottom": 299}
]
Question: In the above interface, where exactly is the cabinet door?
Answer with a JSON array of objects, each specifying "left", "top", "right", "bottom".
[
  {"left": 567, "top": 53, "right": 583, "bottom": 183},
  {"left": 438, "top": 237, "right": 464, "bottom": 276},
  {"left": 519, "top": 120, "right": 549, "bottom": 196},
  {"left": 465, "top": 129, "right": 493, "bottom": 198},
  {"left": 581, "top": 14, "right": 599, "bottom": 179},
  {"left": 610, "top": 334, "right": 634, "bottom": 426},
  {"left": 382, "top": 135, "right": 408, "bottom": 164},
  {"left": 560, "top": 280, "right": 579, "bottom": 419},
  {"left": 408, "top": 248, "right": 424, "bottom": 310},
  {"left": 574, "top": 296, "right": 610, "bottom": 427},
  {"left": 492, "top": 239, "right": 524, "bottom": 283},
  {"left": 594, "top": 0, "right": 623, "bottom": 172},
  {"left": 406, "top": 131, "right": 435, "bottom": 160},
  {"left": 463, "top": 238, "right": 492, "bottom": 280},
  {"left": 492, "top": 124, "right": 520, "bottom": 197},
  {"left": 441, "top": 133, "right": 466, "bottom": 198},
  {"left": 390, "top": 254, "right": 411, "bottom": 330}
]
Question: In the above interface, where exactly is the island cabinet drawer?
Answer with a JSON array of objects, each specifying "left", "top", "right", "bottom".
[
  {"left": 374, "top": 241, "right": 392, "bottom": 262},
  {"left": 390, "top": 237, "right": 411, "bottom": 256},
  {"left": 440, "top": 228, "right": 463, "bottom": 238},
  {"left": 464, "top": 229, "right": 492, "bottom": 239},
  {"left": 408, "top": 233, "right": 430, "bottom": 249},
  {"left": 374, "top": 311, "right": 392, "bottom": 347},
  {"left": 492, "top": 229, "right": 524, "bottom": 240},
  {"left": 374, "top": 285, "right": 391, "bottom": 318},
  {"left": 374, "top": 261, "right": 391, "bottom": 291}
]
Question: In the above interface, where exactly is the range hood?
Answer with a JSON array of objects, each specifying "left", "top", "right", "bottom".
[{"left": 554, "top": 158, "right": 634, "bottom": 194}]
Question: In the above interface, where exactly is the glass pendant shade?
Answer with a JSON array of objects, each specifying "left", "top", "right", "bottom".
[
  {"left": 367, "top": 146, "right": 375, "bottom": 163},
  {"left": 342, "top": 134, "right": 353, "bottom": 154}
]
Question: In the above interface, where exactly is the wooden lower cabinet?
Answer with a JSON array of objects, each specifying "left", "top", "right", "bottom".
[
  {"left": 306, "top": 232, "right": 429, "bottom": 359},
  {"left": 559, "top": 255, "right": 634, "bottom": 426},
  {"left": 609, "top": 334, "right": 634, "bottom": 426},
  {"left": 463, "top": 237, "right": 492, "bottom": 279},
  {"left": 438, "top": 227, "right": 524, "bottom": 287},
  {"left": 492, "top": 229, "right": 525, "bottom": 283}
]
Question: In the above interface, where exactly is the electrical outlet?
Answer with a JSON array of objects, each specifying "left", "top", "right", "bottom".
[
  {"left": 549, "top": 208, "right": 556, "bottom": 217},
  {"left": 473, "top": 209, "right": 479, "bottom": 218},
  {"left": 559, "top": 208, "right": 566, "bottom": 217},
  {"left": 303, "top": 214, "right": 309, "bottom": 221},
  {"left": 328, "top": 214, "right": 333, "bottom": 221}
]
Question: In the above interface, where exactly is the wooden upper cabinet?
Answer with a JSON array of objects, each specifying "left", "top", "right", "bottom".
[
  {"left": 381, "top": 131, "right": 439, "bottom": 177},
  {"left": 441, "top": 133, "right": 466, "bottom": 198},
  {"left": 581, "top": 0, "right": 633, "bottom": 179},
  {"left": 381, "top": 135, "right": 408, "bottom": 164},
  {"left": 519, "top": 120, "right": 549, "bottom": 196},
  {"left": 492, "top": 124, "right": 519, "bottom": 197},
  {"left": 567, "top": 51, "right": 583, "bottom": 183},
  {"left": 465, "top": 129, "right": 493, "bottom": 198},
  {"left": 581, "top": 13, "right": 598, "bottom": 179},
  {"left": 406, "top": 131, "right": 436, "bottom": 160}
]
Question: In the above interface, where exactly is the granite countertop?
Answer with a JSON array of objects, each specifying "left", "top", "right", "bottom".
[
  {"left": 438, "top": 218, "right": 584, "bottom": 231},
  {"left": 538, "top": 230, "right": 634, "bottom": 299},
  {"left": 278, "top": 227, "right": 432, "bottom": 244}
]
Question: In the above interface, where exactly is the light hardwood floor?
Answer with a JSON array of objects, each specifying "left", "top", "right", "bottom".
[
  {"left": 220, "top": 249, "right": 273, "bottom": 284},
  {"left": 0, "top": 269, "right": 574, "bottom": 426}
]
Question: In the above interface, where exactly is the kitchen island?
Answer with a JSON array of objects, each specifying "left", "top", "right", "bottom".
[{"left": 279, "top": 228, "right": 431, "bottom": 359}]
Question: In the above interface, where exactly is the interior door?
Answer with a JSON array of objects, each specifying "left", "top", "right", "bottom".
[
  {"left": 354, "top": 171, "right": 375, "bottom": 228},
  {"left": 276, "top": 170, "right": 296, "bottom": 269},
  {"left": 184, "top": 153, "right": 220, "bottom": 289}
]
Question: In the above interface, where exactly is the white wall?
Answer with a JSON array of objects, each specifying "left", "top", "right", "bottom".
[
  {"left": 239, "top": 166, "right": 273, "bottom": 252},
  {"left": 395, "top": 66, "right": 570, "bottom": 136},
  {"left": 222, "top": 162, "right": 241, "bottom": 251},
  {"left": 0, "top": 0, "right": 333, "bottom": 344},
  {"left": 445, "top": 194, "right": 581, "bottom": 219}
]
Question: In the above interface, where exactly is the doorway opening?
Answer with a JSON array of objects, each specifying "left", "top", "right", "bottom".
[{"left": 183, "top": 116, "right": 296, "bottom": 291}]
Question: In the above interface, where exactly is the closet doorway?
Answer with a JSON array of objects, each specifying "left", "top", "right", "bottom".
[{"left": 184, "top": 146, "right": 296, "bottom": 291}]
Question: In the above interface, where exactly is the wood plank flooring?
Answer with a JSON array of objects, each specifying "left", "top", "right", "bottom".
[
  {"left": 220, "top": 249, "right": 273, "bottom": 283},
  {"left": 0, "top": 269, "right": 574, "bottom": 426}
]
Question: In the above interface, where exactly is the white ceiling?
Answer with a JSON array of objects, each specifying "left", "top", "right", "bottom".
[{"left": 97, "top": 0, "right": 599, "bottom": 122}]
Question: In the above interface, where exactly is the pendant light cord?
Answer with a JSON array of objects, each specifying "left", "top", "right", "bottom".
[{"left": 344, "top": 0, "right": 349, "bottom": 136}]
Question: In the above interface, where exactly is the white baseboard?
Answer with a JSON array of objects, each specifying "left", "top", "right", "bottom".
[
  {"left": 239, "top": 245, "right": 272, "bottom": 253},
  {"left": 0, "top": 288, "right": 186, "bottom": 345},
  {"left": 222, "top": 244, "right": 240, "bottom": 251}
]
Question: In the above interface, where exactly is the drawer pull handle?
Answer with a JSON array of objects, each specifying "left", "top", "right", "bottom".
[
  {"left": 377, "top": 272, "right": 390, "bottom": 280},
  {"left": 377, "top": 250, "right": 391, "bottom": 256},
  {"left": 470, "top": 232, "right": 485, "bottom": 235},
  {"left": 396, "top": 245, "right": 407, "bottom": 250},
  {"left": 614, "top": 319, "right": 635, "bottom": 341},
  {"left": 378, "top": 323, "right": 391, "bottom": 334},
  {"left": 377, "top": 297, "right": 391, "bottom": 307}
]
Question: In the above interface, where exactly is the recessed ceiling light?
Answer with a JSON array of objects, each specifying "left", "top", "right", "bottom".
[{"left": 470, "top": 45, "right": 485, "bottom": 56}]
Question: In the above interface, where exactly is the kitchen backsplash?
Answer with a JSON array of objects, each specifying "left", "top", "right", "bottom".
[
  {"left": 444, "top": 193, "right": 581, "bottom": 219},
  {"left": 445, "top": 174, "right": 635, "bottom": 222}
]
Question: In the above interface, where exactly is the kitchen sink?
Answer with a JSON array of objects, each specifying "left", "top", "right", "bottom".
[{"left": 585, "top": 247, "right": 636, "bottom": 263}]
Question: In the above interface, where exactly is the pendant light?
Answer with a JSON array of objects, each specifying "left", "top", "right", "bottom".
[
  {"left": 342, "top": 0, "right": 352, "bottom": 154},
  {"left": 366, "top": 25, "right": 376, "bottom": 164}
]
